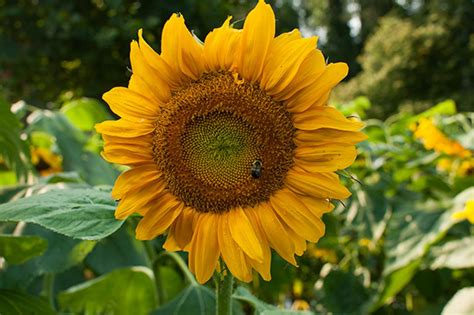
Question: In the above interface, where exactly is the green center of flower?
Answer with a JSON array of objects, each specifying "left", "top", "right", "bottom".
[
  {"left": 182, "top": 112, "right": 259, "bottom": 188},
  {"left": 153, "top": 71, "right": 296, "bottom": 213}
]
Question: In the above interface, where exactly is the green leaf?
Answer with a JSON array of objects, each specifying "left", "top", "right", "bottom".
[
  {"left": 427, "top": 236, "right": 474, "bottom": 270},
  {"left": 369, "top": 260, "right": 421, "bottom": 311},
  {"left": 416, "top": 99, "right": 457, "bottom": 119},
  {"left": 60, "top": 98, "right": 112, "bottom": 131},
  {"left": 0, "top": 224, "right": 95, "bottom": 289},
  {"left": 318, "top": 268, "right": 369, "bottom": 314},
  {"left": 27, "top": 110, "right": 119, "bottom": 185},
  {"left": 383, "top": 204, "right": 456, "bottom": 275},
  {"left": 0, "top": 97, "right": 32, "bottom": 182},
  {"left": 57, "top": 267, "right": 157, "bottom": 315},
  {"left": 262, "top": 311, "right": 314, "bottom": 315},
  {"left": 0, "top": 289, "right": 56, "bottom": 315},
  {"left": 0, "top": 187, "right": 122, "bottom": 240},
  {"left": 152, "top": 284, "right": 215, "bottom": 315},
  {"left": 233, "top": 286, "right": 277, "bottom": 314},
  {"left": 441, "top": 287, "right": 474, "bottom": 315},
  {"left": 0, "top": 234, "right": 47, "bottom": 264},
  {"left": 85, "top": 224, "right": 148, "bottom": 275}
]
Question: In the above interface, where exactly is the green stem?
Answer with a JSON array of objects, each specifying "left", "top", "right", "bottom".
[
  {"left": 144, "top": 241, "right": 165, "bottom": 305},
  {"left": 216, "top": 267, "right": 234, "bottom": 315},
  {"left": 157, "top": 251, "right": 197, "bottom": 286},
  {"left": 41, "top": 273, "right": 55, "bottom": 310}
]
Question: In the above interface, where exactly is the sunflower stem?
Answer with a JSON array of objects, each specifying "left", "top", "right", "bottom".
[{"left": 216, "top": 266, "right": 234, "bottom": 315}]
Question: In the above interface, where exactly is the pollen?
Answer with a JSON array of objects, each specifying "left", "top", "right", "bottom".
[{"left": 153, "top": 71, "right": 296, "bottom": 212}]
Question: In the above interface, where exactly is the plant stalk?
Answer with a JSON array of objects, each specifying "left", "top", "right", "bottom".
[{"left": 216, "top": 268, "right": 234, "bottom": 315}]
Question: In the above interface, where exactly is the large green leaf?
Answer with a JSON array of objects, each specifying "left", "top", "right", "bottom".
[
  {"left": 60, "top": 98, "right": 112, "bottom": 131},
  {"left": 27, "top": 110, "right": 118, "bottom": 185},
  {"left": 57, "top": 267, "right": 157, "bottom": 315},
  {"left": 0, "top": 97, "right": 32, "bottom": 183},
  {"left": 0, "top": 187, "right": 122, "bottom": 240},
  {"left": 0, "top": 234, "right": 47, "bottom": 265},
  {"left": 152, "top": 284, "right": 215, "bottom": 315},
  {"left": 0, "top": 289, "right": 56, "bottom": 315},
  {"left": 427, "top": 236, "right": 474, "bottom": 270},
  {"left": 369, "top": 260, "right": 421, "bottom": 311},
  {"left": 383, "top": 204, "right": 456, "bottom": 275},
  {"left": 233, "top": 286, "right": 277, "bottom": 314},
  {"left": 85, "top": 224, "right": 148, "bottom": 275},
  {"left": 441, "top": 287, "right": 474, "bottom": 315},
  {"left": 0, "top": 224, "right": 95, "bottom": 289}
]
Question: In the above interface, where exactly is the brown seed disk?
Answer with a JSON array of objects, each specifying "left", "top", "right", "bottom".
[{"left": 153, "top": 71, "right": 295, "bottom": 213}]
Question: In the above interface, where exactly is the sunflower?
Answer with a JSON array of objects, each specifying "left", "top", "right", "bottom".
[
  {"left": 31, "top": 147, "right": 63, "bottom": 176},
  {"left": 96, "top": 0, "right": 366, "bottom": 284}
]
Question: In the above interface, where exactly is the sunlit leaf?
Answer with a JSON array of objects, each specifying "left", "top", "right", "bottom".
[
  {"left": 427, "top": 236, "right": 474, "bottom": 270},
  {"left": 441, "top": 287, "right": 474, "bottom": 315},
  {"left": 0, "top": 234, "right": 47, "bottom": 265},
  {"left": 0, "top": 290, "right": 55, "bottom": 315},
  {"left": 58, "top": 267, "right": 157, "bottom": 315},
  {"left": 61, "top": 98, "right": 112, "bottom": 131},
  {"left": 0, "top": 187, "right": 121, "bottom": 240}
]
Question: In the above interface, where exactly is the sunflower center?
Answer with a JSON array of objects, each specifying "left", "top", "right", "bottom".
[{"left": 153, "top": 71, "right": 295, "bottom": 213}]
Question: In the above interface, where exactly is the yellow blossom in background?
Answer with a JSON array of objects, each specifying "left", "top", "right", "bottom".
[
  {"left": 31, "top": 147, "right": 63, "bottom": 176},
  {"left": 413, "top": 118, "right": 473, "bottom": 177},
  {"left": 413, "top": 118, "right": 471, "bottom": 158},
  {"left": 452, "top": 200, "right": 474, "bottom": 224},
  {"left": 96, "top": 0, "right": 365, "bottom": 283},
  {"left": 291, "top": 299, "right": 310, "bottom": 311},
  {"left": 307, "top": 243, "right": 338, "bottom": 263}
]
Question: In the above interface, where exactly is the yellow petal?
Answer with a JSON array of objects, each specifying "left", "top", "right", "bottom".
[
  {"left": 244, "top": 208, "right": 272, "bottom": 281},
  {"left": 101, "top": 134, "right": 153, "bottom": 166},
  {"left": 295, "top": 129, "right": 368, "bottom": 146},
  {"left": 115, "top": 180, "right": 167, "bottom": 219},
  {"left": 233, "top": 0, "right": 275, "bottom": 82},
  {"left": 188, "top": 214, "right": 220, "bottom": 284},
  {"left": 294, "top": 144, "right": 358, "bottom": 172},
  {"left": 255, "top": 203, "right": 297, "bottom": 265},
  {"left": 112, "top": 165, "right": 161, "bottom": 200},
  {"left": 282, "top": 220, "right": 307, "bottom": 256},
  {"left": 218, "top": 213, "right": 252, "bottom": 282},
  {"left": 137, "top": 29, "right": 182, "bottom": 90},
  {"left": 294, "top": 195, "right": 334, "bottom": 217},
  {"left": 261, "top": 31, "right": 317, "bottom": 95},
  {"left": 204, "top": 17, "right": 242, "bottom": 72},
  {"left": 173, "top": 207, "right": 195, "bottom": 250},
  {"left": 163, "top": 228, "right": 180, "bottom": 251},
  {"left": 161, "top": 14, "right": 204, "bottom": 81},
  {"left": 95, "top": 119, "right": 154, "bottom": 138},
  {"left": 285, "top": 167, "right": 351, "bottom": 200},
  {"left": 130, "top": 41, "right": 171, "bottom": 104},
  {"left": 135, "top": 194, "right": 183, "bottom": 240},
  {"left": 270, "top": 188, "right": 325, "bottom": 242},
  {"left": 102, "top": 87, "right": 159, "bottom": 122},
  {"left": 273, "top": 49, "right": 325, "bottom": 101},
  {"left": 228, "top": 207, "right": 264, "bottom": 262},
  {"left": 287, "top": 63, "right": 348, "bottom": 113},
  {"left": 101, "top": 145, "right": 153, "bottom": 166},
  {"left": 293, "top": 106, "right": 364, "bottom": 131}
]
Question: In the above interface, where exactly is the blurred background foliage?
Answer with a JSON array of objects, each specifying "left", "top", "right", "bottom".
[
  {"left": 1, "top": 0, "right": 473, "bottom": 118},
  {"left": 0, "top": 0, "right": 473, "bottom": 314}
]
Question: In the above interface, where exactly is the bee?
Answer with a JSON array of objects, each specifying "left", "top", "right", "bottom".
[{"left": 251, "top": 159, "right": 263, "bottom": 179}]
